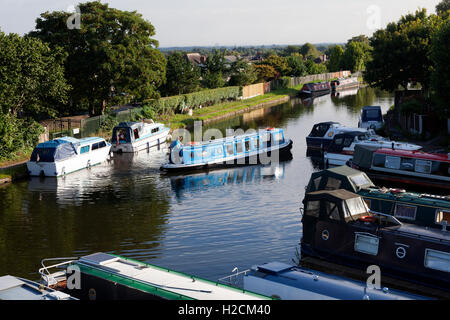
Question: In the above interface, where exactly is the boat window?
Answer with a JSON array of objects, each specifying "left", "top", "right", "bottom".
[
  {"left": 394, "top": 204, "right": 417, "bottom": 220},
  {"left": 345, "top": 197, "right": 369, "bottom": 217},
  {"left": 372, "top": 154, "right": 386, "bottom": 167},
  {"left": 325, "top": 201, "right": 341, "bottom": 221},
  {"left": 98, "top": 141, "right": 106, "bottom": 148},
  {"left": 80, "top": 146, "right": 90, "bottom": 154},
  {"left": 385, "top": 156, "right": 401, "bottom": 170},
  {"left": 362, "top": 109, "right": 382, "bottom": 122},
  {"left": 190, "top": 151, "right": 195, "bottom": 160},
  {"left": 305, "top": 200, "right": 320, "bottom": 217},
  {"left": 334, "top": 137, "right": 343, "bottom": 145},
  {"left": 415, "top": 159, "right": 432, "bottom": 174},
  {"left": 435, "top": 209, "right": 450, "bottom": 225},
  {"left": 245, "top": 140, "right": 251, "bottom": 152},
  {"left": 91, "top": 143, "right": 99, "bottom": 151},
  {"left": 133, "top": 129, "right": 139, "bottom": 140},
  {"left": 226, "top": 144, "right": 234, "bottom": 155},
  {"left": 151, "top": 127, "right": 159, "bottom": 134},
  {"left": 273, "top": 132, "right": 283, "bottom": 145},
  {"left": 400, "top": 157, "right": 415, "bottom": 171},
  {"left": 216, "top": 147, "right": 223, "bottom": 155},
  {"left": 424, "top": 249, "right": 450, "bottom": 272},
  {"left": 255, "top": 137, "right": 261, "bottom": 149},
  {"left": 325, "top": 177, "right": 341, "bottom": 190},
  {"left": 354, "top": 233, "right": 379, "bottom": 256},
  {"left": 343, "top": 137, "right": 354, "bottom": 147},
  {"left": 313, "top": 177, "right": 322, "bottom": 191},
  {"left": 349, "top": 174, "right": 370, "bottom": 187},
  {"left": 235, "top": 142, "right": 243, "bottom": 153}
]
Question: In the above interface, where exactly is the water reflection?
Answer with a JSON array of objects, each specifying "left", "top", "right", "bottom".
[{"left": 168, "top": 163, "right": 289, "bottom": 200}]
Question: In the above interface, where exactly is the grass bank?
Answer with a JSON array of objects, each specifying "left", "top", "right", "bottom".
[{"left": 158, "top": 87, "right": 299, "bottom": 129}]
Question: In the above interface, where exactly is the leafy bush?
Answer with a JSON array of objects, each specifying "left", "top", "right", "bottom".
[
  {"left": 0, "top": 113, "right": 44, "bottom": 160},
  {"left": 400, "top": 99, "right": 425, "bottom": 115}
]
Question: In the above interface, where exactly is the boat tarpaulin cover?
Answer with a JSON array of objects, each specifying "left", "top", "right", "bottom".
[
  {"left": 352, "top": 144, "right": 379, "bottom": 169},
  {"left": 30, "top": 140, "right": 77, "bottom": 162}
]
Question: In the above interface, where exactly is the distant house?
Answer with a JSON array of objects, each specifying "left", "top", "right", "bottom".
[
  {"left": 314, "top": 54, "right": 328, "bottom": 64},
  {"left": 185, "top": 53, "right": 207, "bottom": 68},
  {"left": 224, "top": 55, "right": 239, "bottom": 68}
]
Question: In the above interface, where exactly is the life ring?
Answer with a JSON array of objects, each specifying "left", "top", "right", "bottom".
[
  {"left": 359, "top": 215, "right": 377, "bottom": 223},
  {"left": 266, "top": 127, "right": 275, "bottom": 131}
]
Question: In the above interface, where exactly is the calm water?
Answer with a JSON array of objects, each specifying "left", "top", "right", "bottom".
[{"left": 0, "top": 87, "right": 394, "bottom": 282}]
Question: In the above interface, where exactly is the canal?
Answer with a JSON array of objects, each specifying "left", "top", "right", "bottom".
[{"left": 0, "top": 87, "right": 394, "bottom": 283}]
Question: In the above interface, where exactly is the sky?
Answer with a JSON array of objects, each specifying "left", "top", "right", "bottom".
[{"left": 0, "top": 0, "right": 442, "bottom": 47}]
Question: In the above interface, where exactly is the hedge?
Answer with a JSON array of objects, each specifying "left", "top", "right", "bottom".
[{"left": 144, "top": 86, "right": 241, "bottom": 115}]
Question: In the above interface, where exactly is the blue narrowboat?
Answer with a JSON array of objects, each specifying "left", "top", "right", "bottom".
[{"left": 161, "top": 128, "right": 293, "bottom": 172}]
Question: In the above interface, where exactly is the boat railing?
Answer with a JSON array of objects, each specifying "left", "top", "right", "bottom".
[
  {"left": 38, "top": 257, "right": 78, "bottom": 287},
  {"left": 218, "top": 268, "right": 251, "bottom": 288}
]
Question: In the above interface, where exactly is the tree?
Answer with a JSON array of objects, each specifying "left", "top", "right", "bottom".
[
  {"left": 326, "top": 45, "right": 345, "bottom": 72},
  {"left": 254, "top": 64, "right": 278, "bottom": 82},
  {"left": 0, "top": 31, "right": 70, "bottom": 118},
  {"left": 305, "top": 60, "right": 327, "bottom": 75},
  {"left": 161, "top": 52, "right": 200, "bottom": 96},
  {"left": 29, "top": 2, "right": 166, "bottom": 115},
  {"left": 430, "top": 20, "right": 450, "bottom": 117},
  {"left": 282, "top": 45, "right": 302, "bottom": 57},
  {"left": 300, "top": 43, "right": 320, "bottom": 59},
  {"left": 341, "top": 41, "right": 370, "bottom": 72},
  {"left": 436, "top": 0, "right": 450, "bottom": 15},
  {"left": 286, "top": 54, "right": 307, "bottom": 77},
  {"left": 228, "top": 59, "right": 258, "bottom": 86},
  {"left": 364, "top": 9, "right": 443, "bottom": 91},
  {"left": 202, "top": 49, "right": 226, "bottom": 88},
  {"left": 259, "top": 54, "right": 289, "bottom": 76}
]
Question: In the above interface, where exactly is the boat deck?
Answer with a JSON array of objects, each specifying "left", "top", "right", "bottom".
[{"left": 76, "top": 253, "right": 269, "bottom": 300}]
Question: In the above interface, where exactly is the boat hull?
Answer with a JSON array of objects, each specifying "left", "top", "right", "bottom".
[{"left": 161, "top": 140, "right": 293, "bottom": 173}]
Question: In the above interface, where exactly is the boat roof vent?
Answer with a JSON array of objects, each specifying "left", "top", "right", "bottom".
[
  {"left": 257, "top": 262, "right": 292, "bottom": 275},
  {"left": 79, "top": 252, "right": 119, "bottom": 266}
]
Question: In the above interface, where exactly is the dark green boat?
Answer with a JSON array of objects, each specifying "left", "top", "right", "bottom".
[{"left": 306, "top": 166, "right": 450, "bottom": 229}]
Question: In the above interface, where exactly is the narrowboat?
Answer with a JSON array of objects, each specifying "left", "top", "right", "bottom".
[
  {"left": 160, "top": 128, "right": 293, "bottom": 172},
  {"left": 330, "top": 77, "right": 359, "bottom": 91},
  {"left": 306, "top": 122, "right": 373, "bottom": 150},
  {"left": 323, "top": 131, "right": 422, "bottom": 166},
  {"left": 38, "top": 252, "right": 272, "bottom": 300},
  {"left": 27, "top": 136, "right": 111, "bottom": 177},
  {"left": 221, "top": 261, "right": 429, "bottom": 300},
  {"left": 0, "top": 275, "right": 77, "bottom": 300},
  {"left": 300, "top": 189, "right": 450, "bottom": 290},
  {"left": 306, "top": 165, "right": 450, "bottom": 229},
  {"left": 299, "top": 82, "right": 331, "bottom": 96},
  {"left": 349, "top": 145, "right": 450, "bottom": 191},
  {"left": 111, "top": 120, "right": 170, "bottom": 153},
  {"left": 358, "top": 106, "right": 384, "bottom": 130}
]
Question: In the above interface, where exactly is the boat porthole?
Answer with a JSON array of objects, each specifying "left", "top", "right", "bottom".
[
  {"left": 88, "top": 288, "right": 96, "bottom": 300},
  {"left": 321, "top": 230, "right": 329, "bottom": 241},
  {"left": 396, "top": 246, "right": 406, "bottom": 259}
]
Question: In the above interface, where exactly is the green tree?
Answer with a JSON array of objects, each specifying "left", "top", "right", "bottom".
[
  {"left": 286, "top": 54, "right": 307, "bottom": 77},
  {"left": 202, "top": 49, "right": 226, "bottom": 88},
  {"left": 436, "top": 0, "right": 450, "bottom": 15},
  {"left": 430, "top": 20, "right": 450, "bottom": 117},
  {"left": 326, "top": 45, "right": 345, "bottom": 72},
  {"left": 161, "top": 52, "right": 200, "bottom": 96},
  {"left": 341, "top": 41, "right": 370, "bottom": 72},
  {"left": 254, "top": 64, "right": 278, "bottom": 82},
  {"left": 364, "top": 9, "right": 443, "bottom": 91},
  {"left": 29, "top": 2, "right": 166, "bottom": 116},
  {"left": 300, "top": 43, "right": 320, "bottom": 59},
  {"left": 201, "top": 71, "right": 225, "bottom": 89},
  {"left": 228, "top": 59, "right": 258, "bottom": 86},
  {"left": 305, "top": 60, "right": 327, "bottom": 75},
  {"left": 0, "top": 32, "right": 70, "bottom": 118},
  {"left": 259, "top": 54, "right": 290, "bottom": 76}
]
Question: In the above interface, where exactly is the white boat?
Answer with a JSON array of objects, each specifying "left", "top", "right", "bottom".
[
  {"left": 111, "top": 120, "right": 170, "bottom": 153},
  {"left": 324, "top": 131, "right": 422, "bottom": 166},
  {"left": 0, "top": 275, "right": 76, "bottom": 300},
  {"left": 331, "top": 77, "right": 359, "bottom": 91},
  {"left": 358, "top": 106, "right": 384, "bottom": 130},
  {"left": 27, "top": 136, "right": 111, "bottom": 177}
]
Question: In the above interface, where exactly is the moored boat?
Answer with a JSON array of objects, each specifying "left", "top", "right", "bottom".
[
  {"left": 231, "top": 261, "right": 429, "bottom": 300},
  {"left": 306, "top": 165, "right": 450, "bottom": 229},
  {"left": 324, "top": 131, "right": 422, "bottom": 166},
  {"left": 299, "top": 82, "right": 331, "bottom": 97},
  {"left": 300, "top": 189, "right": 450, "bottom": 291},
  {"left": 27, "top": 136, "right": 111, "bottom": 177},
  {"left": 349, "top": 145, "right": 450, "bottom": 191},
  {"left": 161, "top": 128, "right": 293, "bottom": 172},
  {"left": 331, "top": 77, "right": 359, "bottom": 91},
  {"left": 111, "top": 120, "right": 170, "bottom": 153},
  {"left": 39, "top": 252, "right": 272, "bottom": 300},
  {"left": 358, "top": 106, "right": 384, "bottom": 130},
  {"left": 306, "top": 122, "right": 373, "bottom": 150},
  {"left": 0, "top": 275, "right": 77, "bottom": 300}
]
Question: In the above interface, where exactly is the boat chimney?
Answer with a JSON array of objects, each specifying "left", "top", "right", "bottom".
[{"left": 442, "top": 220, "right": 448, "bottom": 232}]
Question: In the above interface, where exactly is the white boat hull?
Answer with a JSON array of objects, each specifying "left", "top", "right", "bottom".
[
  {"left": 111, "top": 129, "right": 169, "bottom": 153},
  {"left": 27, "top": 146, "right": 111, "bottom": 177}
]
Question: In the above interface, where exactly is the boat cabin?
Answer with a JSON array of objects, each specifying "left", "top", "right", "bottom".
[
  {"left": 112, "top": 121, "right": 166, "bottom": 145},
  {"left": 358, "top": 106, "right": 384, "bottom": 130},
  {"left": 306, "top": 122, "right": 369, "bottom": 150},
  {"left": 301, "top": 189, "right": 450, "bottom": 290}
]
